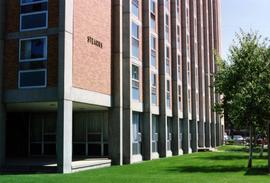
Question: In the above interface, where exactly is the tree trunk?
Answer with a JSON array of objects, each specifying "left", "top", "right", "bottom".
[
  {"left": 260, "top": 143, "right": 264, "bottom": 157},
  {"left": 248, "top": 125, "right": 253, "bottom": 169},
  {"left": 267, "top": 121, "right": 270, "bottom": 173}
]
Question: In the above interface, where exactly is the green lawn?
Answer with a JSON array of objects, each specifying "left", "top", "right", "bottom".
[{"left": 0, "top": 146, "right": 269, "bottom": 183}]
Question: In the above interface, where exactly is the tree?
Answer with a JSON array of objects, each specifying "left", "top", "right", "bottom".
[{"left": 214, "top": 31, "right": 270, "bottom": 171}]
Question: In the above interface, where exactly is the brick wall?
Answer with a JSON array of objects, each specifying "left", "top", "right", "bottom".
[{"left": 73, "top": 0, "right": 112, "bottom": 95}]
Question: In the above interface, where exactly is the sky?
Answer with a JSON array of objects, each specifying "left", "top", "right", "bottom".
[{"left": 221, "top": 0, "right": 270, "bottom": 58}]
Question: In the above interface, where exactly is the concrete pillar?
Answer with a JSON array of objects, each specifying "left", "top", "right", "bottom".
[
  {"left": 181, "top": 0, "right": 192, "bottom": 154},
  {"left": 190, "top": 120, "right": 198, "bottom": 152},
  {"left": 142, "top": 0, "right": 153, "bottom": 161},
  {"left": 57, "top": 100, "right": 73, "bottom": 173},
  {"left": 203, "top": 0, "right": 211, "bottom": 148},
  {"left": 216, "top": 117, "right": 221, "bottom": 146},
  {"left": 208, "top": 0, "right": 216, "bottom": 148},
  {"left": 109, "top": 0, "right": 123, "bottom": 165},
  {"left": 122, "top": 0, "right": 132, "bottom": 164},
  {"left": 159, "top": 114, "right": 167, "bottom": 157},
  {"left": 0, "top": 0, "right": 6, "bottom": 169},
  {"left": 158, "top": 1, "right": 169, "bottom": 158},
  {"left": 57, "top": 0, "right": 74, "bottom": 173},
  {"left": 211, "top": 121, "right": 216, "bottom": 147},
  {"left": 171, "top": 0, "right": 181, "bottom": 156},
  {"left": 213, "top": 0, "right": 222, "bottom": 147},
  {"left": 189, "top": 0, "right": 199, "bottom": 153},
  {"left": 197, "top": 0, "right": 205, "bottom": 148},
  {"left": 0, "top": 108, "right": 5, "bottom": 169}
]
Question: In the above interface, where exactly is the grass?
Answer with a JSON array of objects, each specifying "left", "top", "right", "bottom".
[{"left": 0, "top": 145, "right": 269, "bottom": 183}]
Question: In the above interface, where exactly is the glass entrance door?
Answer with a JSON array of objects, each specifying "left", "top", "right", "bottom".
[{"left": 73, "top": 112, "right": 108, "bottom": 157}]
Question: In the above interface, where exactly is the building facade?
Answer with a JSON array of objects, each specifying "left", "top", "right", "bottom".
[{"left": 0, "top": 0, "right": 224, "bottom": 173}]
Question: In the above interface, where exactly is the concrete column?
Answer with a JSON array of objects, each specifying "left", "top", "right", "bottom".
[
  {"left": 57, "top": 0, "right": 74, "bottom": 173},
  {"left": 197, "top": 0, "right": 205, "bottom": 148},
  {"left": 203, "top": 0, "right": 211, "bottom": 148},
  {"left": 216, "top": 117, "right": 221, "bottom": 146},
  {"left": 159, "top": 114, "right": 167, "bottom": 157},
  {"left": 189, "top": 0, "right": 199, "bottom": 152},
  {"left": 171, "top": 0, "right": 181, "bottom": 156},
  {"left": 181, "top": 0, "right": 192, "bottom": 154},
  {"left": 158, "top": 1, "right": 168, "bottom": 158},
  {"left": 109, "top": 0, "right": 123, "bottom": 166},
  {"left": 213, "top": 0, "right": 222, "bottom": 147},
  {"left": 57, "top": 100, "right": 73, "bottom": 173},
  {"left": 208, "top": 0, "right": 216, "bottom": 148},
  {"left": 142, "top": 0, "right": 153, "bottom": 161},
  {"left": 122, "top": 0, "right": 132, "bottom": 164},
  {"left": 0, "top": 0, "right": 6, "bottom": 169}
]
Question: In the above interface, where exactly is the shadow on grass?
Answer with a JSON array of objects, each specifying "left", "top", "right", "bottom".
[
  {"left": 166, "top": 165, "right": 269, "bottom": 176},
  {"left": 245, "top": 167, "right": 269, "bottom": 176},
  {"left": 0, "top": 167, "right": 57, "bottom": 176},
  {"left": 197, "top": 155, "right": 267, "bottom": 161},
  {"left": 166, "top": 165, "right": 246, "bottom": 173}
]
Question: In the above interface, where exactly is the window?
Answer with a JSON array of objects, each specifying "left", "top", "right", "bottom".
[
  {"left": 151, "top": 73, "right": 157, "bottom": 105},
  {"left": 150, "top": 14, "right": 156, "bottom": 31},
  {"left": 20, "top": 0, "right": 48, "bottom": 31},
  {"left": 150, "top": 0, "right": 156, "bottom": 31},
  {"left": 132, "top": 65, "right": 140, "bottom": 100},
  {"left": 150, "top": 0, "right": 156, "bottom": 14},
  {"left": 177, "top": 0, "right": 180, "bottom": 16},
  {"left": 19, "top": 69, "right": 47, "bottom": 88},
  {"left": 20, "top": 37, "right": 47, "bottom": 61},
  {"left": 177, "top": 26, "right": 180, "bottom": 49},
  {"left": 132, "top": 22, "right": 140, "bottom": 59},
  {"left": 165, "top": 0, "right": 169, "bottom": 9},
  {"left": 132, "top": 112, "right": 142, "bottom": 155},
  {"left": 167, "top": 118, "right": 172, "bottom": 150},
  {"left": 178, "top": 85, "right": 182, "bottom": 110},
  {"left": 178, "top": 55, "right": 181, "bottom": 80},
  {"left": 166, "top": 80, "right": 170, "bottom": 108},
  {"left": 188, "top": 90, "right": 191, "bottom": 113},
  {"left": 165, "top": 14, "right": 169, "bottom": 41},
  {"left": 187, "top": 62, "right": 191, "bottom": 83},
  {"left": 166, "top": 46, "right": 170, "bottom": 75},
  {"left": 19, "top": 37, "right": 47, "bottom": 88},
  {"left": 187, "top": 34, "right": 190, "bottom": 58},
  {"left": 132, "top": 0, "right": 139, "bottom": 18},
  {"left": 196, "top": 67, "right": 199, "bottom": 88},
  {"left": 150, "top": 35, "right": 156, "bottom": 67},
  {"left": 21, "top": 0, "right": 47, "bottom": 5},
  {"left": 152, "top": 115, "right": 159, "bottom": 152}
]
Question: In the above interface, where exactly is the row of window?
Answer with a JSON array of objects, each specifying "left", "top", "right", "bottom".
[
  {"left": 132, "top": 112, "right": 178, "bottom": 155},
  {"left": 131, "top": 63, "right": 184, "bottom": 110},
  {"left": 19, "top": 0, "right": 48, "bottom": 88}
]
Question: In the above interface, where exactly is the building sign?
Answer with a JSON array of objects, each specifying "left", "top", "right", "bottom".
[{"left": 87, "top": 36, "right": 103, "bottom": 49}]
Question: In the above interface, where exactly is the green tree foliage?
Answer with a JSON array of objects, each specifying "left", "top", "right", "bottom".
[{"left": 214, "top": 31, "right": 270, "bottom": 169}]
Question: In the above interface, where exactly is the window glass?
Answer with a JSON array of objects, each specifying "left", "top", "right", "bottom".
[
  {"left": 132, "top": 0, "right": 139, "bottom": 17},
  {"left": 150, "top": 0, "right": 156, "bottom": 14},
  {"left": 167, "top": 80, "right": 170, "bottom": 108},
  {"left": 19, "top": 70, "right": 46, "bottom": 88},
  {"left": 132, "top": 65, "right": 140, "bottom": 100},
  {"left": 150, "top": 14, "right": 156, "bottom": 31},
  {"left": 21, "top": 3, "right": 48, "bottom": 14},
  {"left": 20, "top": 38, "right": 46, "bottom": 61},
  {"left": 21, "top": 12, "right": 47, "bottom": 31},
  {"left": 21, "top": 0, "right": 47, "bottom": 5},
  {"left": 150, "top": 35, "right": 156, "bottom": 67},
  {"left": 132, "top": 22, "right": 139, "bottom": 58}
]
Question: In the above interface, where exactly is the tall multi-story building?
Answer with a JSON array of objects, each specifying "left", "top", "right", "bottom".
[{"left": 0, "top": 0, "right": 224, "bottom": 173}]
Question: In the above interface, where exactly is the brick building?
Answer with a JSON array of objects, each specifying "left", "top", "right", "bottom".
[{"left": 0, "top": 0, "right": 224, "bottom": 173}]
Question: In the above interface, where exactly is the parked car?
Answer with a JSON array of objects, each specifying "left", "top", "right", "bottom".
[
  {"left": 233, "top": 135, "right": 244, "bottom": 144},
  {"left": 224, "top": 133, "right": 230, "bottom": 141}
]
